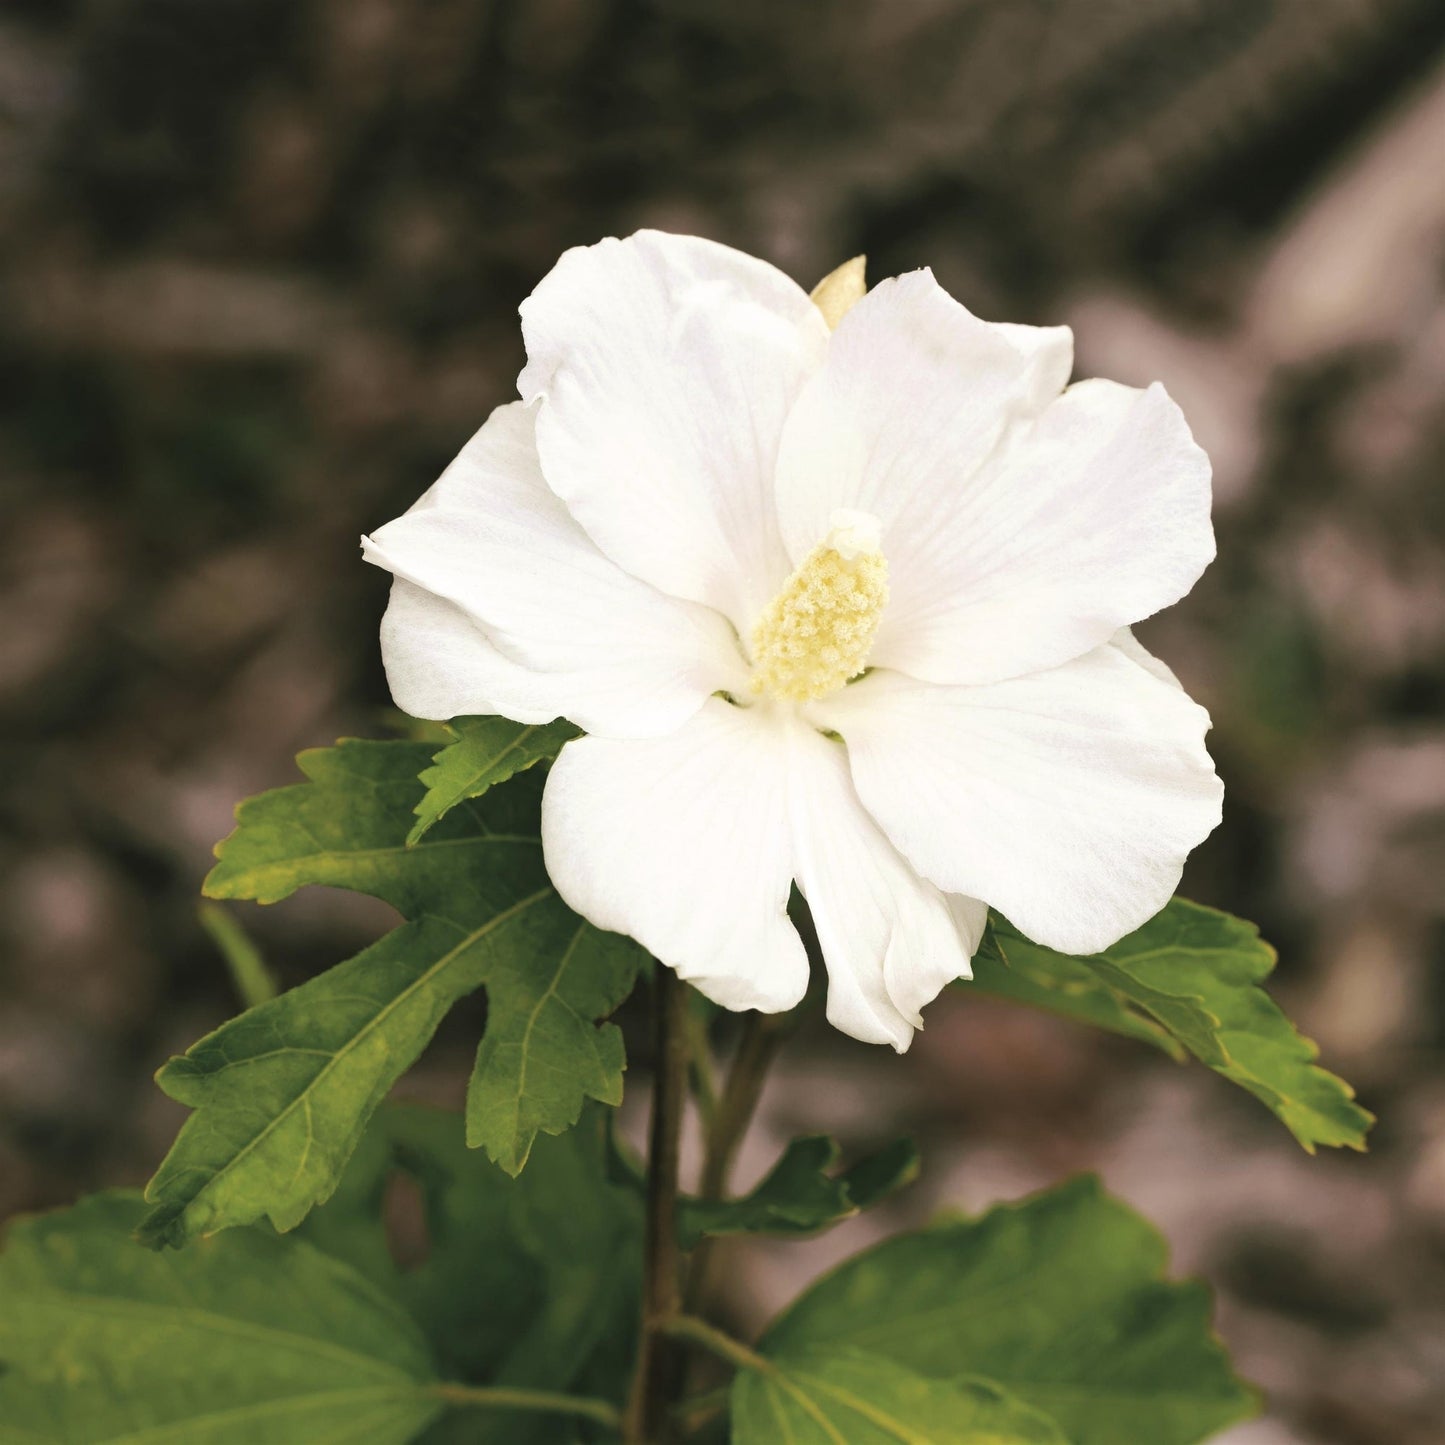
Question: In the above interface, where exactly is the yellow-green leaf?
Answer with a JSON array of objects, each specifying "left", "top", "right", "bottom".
[
  {"left": 408, "top": 716, "right": 579, "bottom": 845},
  {"left": 140, "top": 738, "right": 643, "bottom": 1248},
  {"left": 990, "top": 899, "right": 1373, "bottom": 1151},
  {"left": 0, "top": 1193, "right": 441, "bottom": 1444},
  {"left": 969, "top": 923, "right": 1184, "bottom": 1057},
  {"left": 734, "top": 1352, "right": 1068, "bottom": 1444},
  {"left": 754, "top": 1174, "right": 1258, "bottom": 1445}
]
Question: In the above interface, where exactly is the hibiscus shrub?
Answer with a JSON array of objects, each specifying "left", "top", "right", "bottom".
[{"left": 0, "top": 239, "right": 1372, "bottom": 1444}]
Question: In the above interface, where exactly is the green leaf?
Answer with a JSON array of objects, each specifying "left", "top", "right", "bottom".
[
  {"left": 0, "top": 1192, "right": 441, "bottom": 1444},
  {"left": 678, "top": 1136, "right": 919, "bottom": 1250},
  {"left": 468, "top": 919, "right": 646, "bottom": 1173},
  {"left": 990, "top": 899, "right": 1373, "bottom": 1151},
  {"left": 756, "top": 1174, "right": 1259, "bottom": 1445},
  {"left": 733, "top": 1353, "right": 1069, "bottom": 1444},
  {"left": 297, "top": 1104, "right": 542, "bottom": 1378},
  {"left": 969, "top": 924, "right": 1184, "bottom": 1058},
  {"left": 141, "top": 738, "right": 645, "bottom": 1248},
  {"left": 408, "top": 716, "right": 579, "bottom": 846},
  {"left": 300, "top": 1104, "right": 640, "bottom": 1443}
]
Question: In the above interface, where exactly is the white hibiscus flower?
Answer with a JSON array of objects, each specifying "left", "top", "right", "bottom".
[{"left": 362, "top": 231, "right": 1222, "bottom": 1051}]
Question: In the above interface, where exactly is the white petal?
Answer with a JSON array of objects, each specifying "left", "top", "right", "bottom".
[
  {"left": 900, "top": 889, "right": 990, "bottom": 1033},
  {"left": 379, "top": 578, "right": 581, "bottom": 724},
  {"left": 990, "top": 320, "right": 1077, "bottom": 410},
  {"left": 518, "top": 230, "right": 830, "bottom": 626},
  {"left": 1110, "top": 625, "right": 1183, "bottom": 689},
  {"left": 870, "top": 378, "right": 1215, "bottom": 686},
  {"left": 541, "top": 700, "right": 809, "bottom": 1014},
  {"left": 813, "top": 642, "right": 1223, "bottom": 956},
  {"left": 364, "top": 402, "right": 746, "bottom": 739},
  {"left": 773, "top": 268, "right": 1072, "bottom": 581},
  {"left": 786, "top": 724, "right": 979, "bottom": 1051}
]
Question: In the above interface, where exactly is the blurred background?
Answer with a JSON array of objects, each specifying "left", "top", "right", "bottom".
[{"left": 2, "top": 2, "right": 1443, "bottom": 1440}]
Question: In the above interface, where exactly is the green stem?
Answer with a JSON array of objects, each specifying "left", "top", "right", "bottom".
[
  {"left": 433, "top": 1381, "right": 623, "bottom": 1428},
  {"left": 693, "top": 893, "right": 818, "bottom": 1214},
  {"left": 672, "top": 1384, "right": 730, "bottom": 1433},
  {"left": 698, "top": 1012, "right": 782, "bottom": 1202},
  {"left": 660, "top": 1314, "right": 776, "bottom": 1380},
  {"left": 624, "top": 966, "right": 691, "bottom": 1443},
  {"left": 683, "top": 1001, "right": 719, "bottom": 1134},
  {"left": 198, "top": 902, "right": 278, "bottom": 1009},
  {"left": 683, "top": 1010, "right": 788, "bottom": 1318}
]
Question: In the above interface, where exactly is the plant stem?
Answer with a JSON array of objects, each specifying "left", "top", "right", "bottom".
[
  {"left": 693, "top": 893, "right": 819, "bottom": 1216},
  {"left": 683, "top": 1001, "right": 719, "bottom": 1134},
  {"left": 699, "top": 1012, "right": 782, "bottom": 1202},
  {"left": 198, "top": 902, "right": 278, "bottom": 1009},
  {"left": 660, "top": 1313, "right": 776, "bottom": 1380},
  {"left": 671, "top": 1384, "right": 730, "bottom": 1433},
  {"left": 433, "top": 1381, "right": 623, "bottom": 1428},
  {"left": 624, "top": 965, "right": 691, "bottom": 1443},
  {"left": 683, "top": 1010, "right": 787, "bottom": 1316}
]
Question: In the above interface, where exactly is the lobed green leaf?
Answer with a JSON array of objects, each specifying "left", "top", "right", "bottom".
[
  {"left": 141, "top": 737, "right": 644, "bottom": 1248},
  {"left": 750, "top": 1173, "right": 1259, "bottom": 1445},
  {"left": 467, "top": 918, "right": 645, "bottom": 1174},
  {"left": 969, "top": 924, "right": 1184, "bottom": 1057},
  {"left": 0, "top": 1193, "right": 441, "bottom": 1445},
  {"left": 407, "top": 716, "right": 579, "bottom": 846},
  {"left": 987, "top": 899, "right": 1373, "bottom": 1152}
]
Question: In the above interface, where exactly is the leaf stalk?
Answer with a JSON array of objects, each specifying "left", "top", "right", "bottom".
[
  {"left": 432, "top": 1380, "right": 623, "bottom": 1427},
  {"left": 659, "top": 1312, "right": 775, "bottom": 1379}
]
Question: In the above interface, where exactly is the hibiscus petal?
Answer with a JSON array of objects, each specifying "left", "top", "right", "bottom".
[
  {"left": 871, "top": 379, "right": 1215, "bottom": 685},
  {"left": 378, "top": 578, "right": 583, "bottom": 724},
  {"left": 1110, "top": 624, "right": 1183, "bottom": 689},
  {"left": 364, "top": 402, "right": 746, "bottom": 739},
  {"left": 773, "top": 267, "right": 1072, "bottom": 581},
  {"left": 786, "top": 725, "right": 981, "bottom": 1051},
  {"left": 811, "top": 642, "right": 1223, "bottom": 957},
  {"left": 541, "top": 700, "right": 809, "bottom": 1014},
  {"left": 774, "top": 270, "right": 1213, "bottom": 686},
  {"left": 518, "top": 230, "right": 830, "bottom": 627}
]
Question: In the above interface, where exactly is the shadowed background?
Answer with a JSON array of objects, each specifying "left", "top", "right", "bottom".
[{"left": 1, "top": 3, "right": 1443, "bottom": 1442}]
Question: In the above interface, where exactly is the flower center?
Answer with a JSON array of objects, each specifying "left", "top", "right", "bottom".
[{"left": 748, "top": 510, "right": 889, "bottom": 702}]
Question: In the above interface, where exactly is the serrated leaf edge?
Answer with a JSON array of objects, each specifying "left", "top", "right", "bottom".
[
  {"left": 407, "top": 719, "right": 578, "bottom": 846},
  {"left": 140, "top": 885, "right": 555, "bottom": 1247}
]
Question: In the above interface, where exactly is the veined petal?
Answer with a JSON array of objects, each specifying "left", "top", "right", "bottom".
[
  {"left": 871, "top": 379, "right": 1215, "bottom": 686},
  {"left": 542, "top": 699, "right": 980, "bottom": 1041},
  {"left": 364, "top": 402, "right": 746, "bottom": 739},
  {"left": 379, "top": 578, "right": 584, "bottom": 724},
  {"left": 812, "top": 642, "right": 1223, "bottom": 956},
  {"left": 541, "top": 700, "right": 809, "bottom": 1014},
  {"left": 519, "top": 230, "right": 830, "bottom": 627},
  {"left": 773, "top": 268, "right": 1072, "bottom": 581},
  {"left": 786, "top": 723, "right": 980, "bottom": 1051}
]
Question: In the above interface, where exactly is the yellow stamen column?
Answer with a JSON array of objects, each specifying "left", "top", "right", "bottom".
[{"left": 749, "top": 510, "right": 889, "bottom": 703}]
